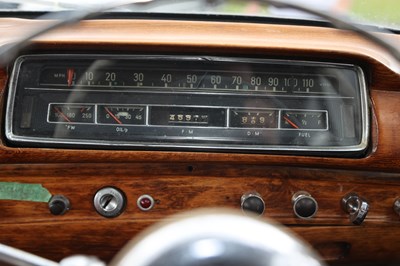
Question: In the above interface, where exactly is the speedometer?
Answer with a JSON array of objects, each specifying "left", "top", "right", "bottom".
[{"left": 5, "top": 55, "right": 368, "bottom": 156}]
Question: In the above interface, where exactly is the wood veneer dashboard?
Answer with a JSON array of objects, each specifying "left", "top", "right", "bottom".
[{"left": 0, "top": 18, "right": 399, "bottom": 265}]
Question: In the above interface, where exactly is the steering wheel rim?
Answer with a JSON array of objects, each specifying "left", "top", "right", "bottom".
[{"left": 111, "top": 208, "right": 325, "bottom": 266}]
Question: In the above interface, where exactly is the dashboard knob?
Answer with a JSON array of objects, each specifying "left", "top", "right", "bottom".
[
  {"left": 341, "top": 193, "right": 369, "bottom": 225},
  {"left": 48, "top": 195, "right": 70, "bottom": 215},
  {"left": 393, "top": 198, "right": 400, "bottom": 216},
  {"left": 292, "top": 191, "right": 318, "bottom": 219},
  {"left": 241, "top": 192, "right": 265, "bottom": 216}
]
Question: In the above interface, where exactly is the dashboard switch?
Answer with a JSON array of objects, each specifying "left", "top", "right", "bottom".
[
  {"left": 341, "top": 193, "right": 369, "bottom": 225},
  {"left": 93, "top": 187, "right": 126, "bottom": 218},
  {"left": 48, "top": 195, "right": 70, "bottom": 215},
  {"left": 241, "top": 192, "right": 265, "bottom": 216},
  {"left": 137, "top": 194, "right": 155, "bottom": 211},
  {"left": 292, "top": 191, "right": 318, "bottom": 219}
]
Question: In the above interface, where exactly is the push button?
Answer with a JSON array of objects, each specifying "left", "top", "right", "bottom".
[
  {"left": 292, "top": 191, "right": 318, "bottom": 219},
  {"left": 48, "top": 195, "right": 70, "bottom": 215},
  {"left": 241, "top": 192, "right": 265, "bottom": 216}
]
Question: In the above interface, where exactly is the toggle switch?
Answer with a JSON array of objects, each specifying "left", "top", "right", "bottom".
[{"left": 341, "top": 193, "right": 369, "bottom": 225}]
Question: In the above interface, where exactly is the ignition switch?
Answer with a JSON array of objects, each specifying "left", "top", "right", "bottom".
[{"left": 93, "top": 187, "right": 126, "bottom": 218}]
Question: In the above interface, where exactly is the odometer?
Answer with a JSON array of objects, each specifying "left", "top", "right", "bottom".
[{"left": 230, "top": 110, "right": 278, "bottom": 129}]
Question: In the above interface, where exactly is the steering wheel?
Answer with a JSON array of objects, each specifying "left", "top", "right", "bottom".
[{"left": 1, "top": 209, "right": 325, "bottom": 266}]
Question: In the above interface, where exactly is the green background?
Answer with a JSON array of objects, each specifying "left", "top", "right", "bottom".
[
  {"left": 351, "top": 0, "right": 400, "bottom": 27},
  {"left": 221, "top": 0, "right": 400, "bottom": 29}
]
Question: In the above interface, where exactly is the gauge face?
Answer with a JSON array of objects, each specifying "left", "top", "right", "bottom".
[
  {"left": 48, "top": 104, "right": 94, "bottom": 123},
  {"left": 281, "top": 111, "right": 327, "bottom": 130},
  {"left": 39, "top": 68, "right": 338, "bottom": 95},
  {"left": 97, "top": 106, "right": 145, "bottom": 125},
  {"left": 230, "top": 110, "right": 278, "bottom": 128}
]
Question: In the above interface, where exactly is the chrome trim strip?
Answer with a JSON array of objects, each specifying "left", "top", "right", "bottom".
[
  {"left": 355, "top": 65, "right": 369, "bottom": 153},
  {"left": 24, "top": 87, "right": 355, "bottom": 100}
]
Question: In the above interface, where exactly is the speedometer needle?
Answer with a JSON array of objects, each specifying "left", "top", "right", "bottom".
[
  {"left": 283, "top": 116, "right": 299, "bottom": 129},
  {"left": 104, "top": 107, "right": 123, "bottom": 125},
  {"left": 67, "top": 68, "right": 74, "bottom": 87}
]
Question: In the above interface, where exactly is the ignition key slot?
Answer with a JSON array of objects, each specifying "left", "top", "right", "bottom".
[{"left": 93, "top": 187, "right": 126, "bottom": 218}]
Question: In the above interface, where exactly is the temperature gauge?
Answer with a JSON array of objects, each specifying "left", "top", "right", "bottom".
[
  {"left": 281, "top": 110, "right": 328, "bottom": 130},
  {"left": 48, "top": 104, "right": 94, "bottom": 123},
  {"left": 97, "top": 105, "right": 145, "bottom": 125}
]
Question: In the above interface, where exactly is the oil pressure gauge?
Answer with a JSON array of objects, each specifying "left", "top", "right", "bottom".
[{"left": 97, "top": 105, "right": 145, "bottom": 125}]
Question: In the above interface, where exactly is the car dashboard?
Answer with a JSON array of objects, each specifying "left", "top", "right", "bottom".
[{"left": 0, "top": 17, "right": 399, "bottom": 265}]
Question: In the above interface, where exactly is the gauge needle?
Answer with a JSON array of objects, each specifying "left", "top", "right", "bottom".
[
  {"left": 283, "top": 116, "right": 299, "bottom": 129},
  {"left": 67, "top": 68, "right": 74, "bottom": 87},
  {"left": 104, "top": 107, "right": 123, "bottom": 125},
  {"left": 54, "top": 107, "right": 71, "bottom": 123},
  {"left": 80, "top": 106, "right": 91, "bottom": 113}
]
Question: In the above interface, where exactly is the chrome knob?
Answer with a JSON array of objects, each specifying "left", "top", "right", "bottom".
[
  {"left": 241, "top": 192, "right": 265, "bottom": 216},
  {"left": 292, "top": 191, "right": 318, "bottom": 219},
  {"left": 341, "top": 193, "right": 369, "bottom": 225},
  {"left": 393, "top": 198, "right": 400, "bottom": 216}
]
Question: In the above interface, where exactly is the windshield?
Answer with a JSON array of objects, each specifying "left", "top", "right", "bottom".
[{"left": 0, "top": 0, "right": 399, "bottom": 30}]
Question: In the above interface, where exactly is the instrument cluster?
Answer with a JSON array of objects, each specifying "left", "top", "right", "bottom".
[{"left": 6, "top": 55, "right": 368, "bottom": 156}]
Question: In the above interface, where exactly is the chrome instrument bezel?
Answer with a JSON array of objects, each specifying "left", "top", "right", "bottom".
[{"left": 5, "top": 54, "right": 369, "bottom": 155}]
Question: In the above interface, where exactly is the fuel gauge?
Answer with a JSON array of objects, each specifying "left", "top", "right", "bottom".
[
  {"left": 97, "top": 105, "right": 145, "bottom": 125},
  {"left": 281, "top": 110, "right": 327, "bottom": 130}
]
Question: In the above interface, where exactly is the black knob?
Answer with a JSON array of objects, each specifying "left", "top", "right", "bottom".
[
  {"left": 48, "top": 195, "right": 70, "bottom": 215},
  {"left": 292, "top": 191, "right": 318, "bottom": 219},
  {"left": 241, "top": 192, "right": 265, "bottom": 216}
]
